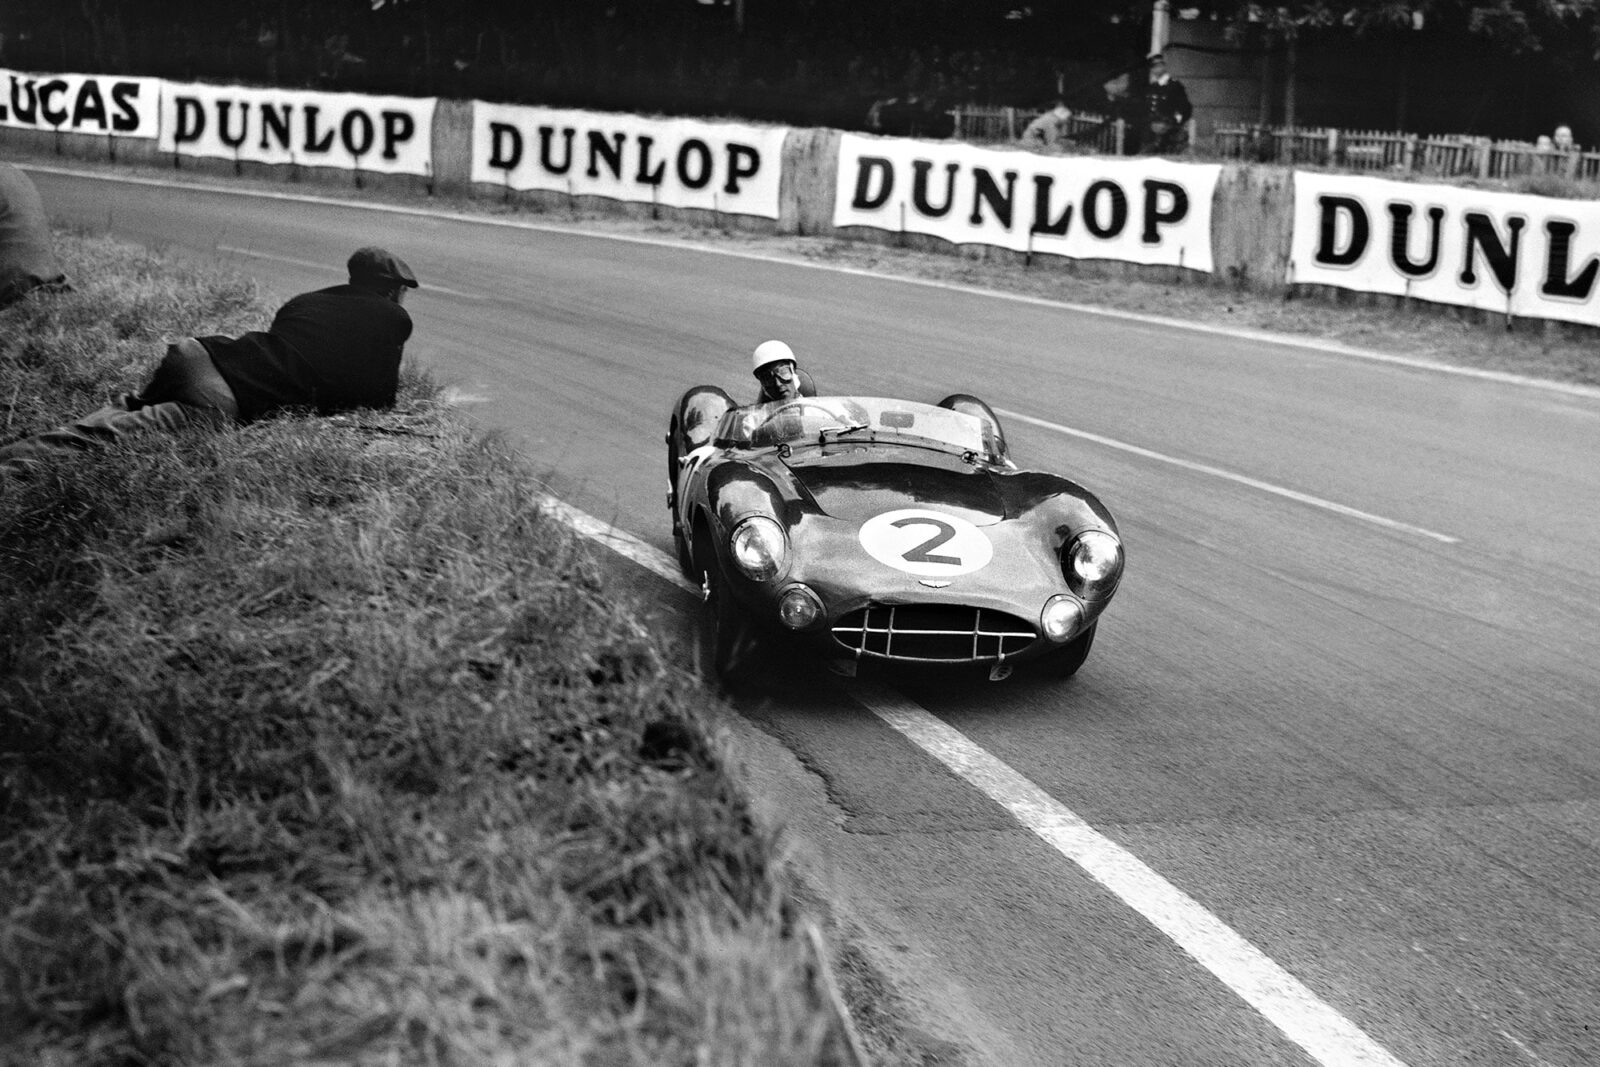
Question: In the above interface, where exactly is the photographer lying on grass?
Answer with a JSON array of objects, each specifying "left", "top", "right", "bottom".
[{"left": 0, "top": 245, "right": 417, "bottom": 476}]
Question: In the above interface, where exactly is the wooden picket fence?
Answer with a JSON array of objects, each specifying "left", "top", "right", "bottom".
[
  {"left": 949, "top": 106, "right": 1600, "bottom": 184},
  {"left": 1213, "top": 124, "right": 1600, "bottom": 183}
]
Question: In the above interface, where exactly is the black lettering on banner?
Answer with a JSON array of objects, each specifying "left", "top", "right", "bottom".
[
  {"left": 538, "top": 126, "right": 574, "bottom": 173},
  {"left": 1141, "top": 179, "right": 1188, "bottom": 243},
  {"left": 635, "top": 135, "right": 666, "bottom": 185},
  {"left": 1458, "top": 212, "right": 1525, "bottom": 291},
  {"left": 970, "top": 168, "right": 1017, "bottom": 228},
  {"left": 40, "top": 79, "right": 69, "bottom": 126},
  {"left": 1387, "top": 203, "right": 1444, "bottom": 277},
  {"left": 9, "top": 77, "right": 38, "bottom": 124},
  {"left": 218, "top": 101, "right": 249, "bottom": 149},
  {"left": 381, "top": 110, "right": 413, "bottom": 160},
  {"left": 303, "top": 106, "right": 335, "bottom": 153},
  {"left": 1314, "top": 195, "right": 1369, "bottom": 266},
  {"left": 911, "top": 160, "right": 958, "bottom": 217},
  {"left": 852, "top": 156, "right": 894, "bottom": 209},
  {"left": 341, "top": 110, "right": 374, "bottom": 156},
  {"left": 488, "top": 122, "right": 522, "bottom": 169},
  {"left": 588, "top": 130, "right": 625, "bottom": 179},
  {"left": 174, "top": 96, "right": 205, "bottom": 143},
  {"left": 1540, "top": 220, "right": 1600, "bottom": 299},
  {"left": 70, "top": 80, "right": 108, "bottom": 130},
  {"left": 1082, "top": 180, "right": 1128, "bottom": 238},
  {"left": 1030, "top": 175, "right": 1073, "bottom": 236},
  {"left": 111, "top": 82, "right": 141, "bottom": 132},
  {"left": 725, "top": 143, "right": 759, "bottom": 194},
  {"left": 260, "top": 102, "right": 292, "bottom": 151},
  {"left": 677, "top": 139, "right": 713, "bottom": 189}
]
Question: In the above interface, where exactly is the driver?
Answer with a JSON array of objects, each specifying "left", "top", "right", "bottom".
[{"left": 751, "top": 339, "right": 814, "bottom": 403}]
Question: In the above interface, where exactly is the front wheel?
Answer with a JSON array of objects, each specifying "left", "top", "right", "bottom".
[
  {"left": 1044, "top": 623, "right": 1096, "bottom": 678},
  {"left": 695, "top": 567, "right": 763, "bottom": 688}
]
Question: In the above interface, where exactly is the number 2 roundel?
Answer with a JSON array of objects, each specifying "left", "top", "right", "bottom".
[{"left": 858, "top": 508, "right": 993, "bottom": 577}]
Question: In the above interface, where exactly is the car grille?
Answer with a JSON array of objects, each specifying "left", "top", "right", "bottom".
[{"left": 831, "top": 604, "right": 1038, "bottom": 663}]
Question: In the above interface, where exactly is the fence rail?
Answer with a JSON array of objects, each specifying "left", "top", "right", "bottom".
[{"left": 949, "top": 106, "right": 1600, "bottom": 185}]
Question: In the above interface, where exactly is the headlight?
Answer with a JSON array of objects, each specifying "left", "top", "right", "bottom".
[
  {"left": 1064, "top": 530, "right": 1122, "bottom": 598},
  {"left": 729, "top": 516, "right": 787, "bottom": 581},
  {"left": 1041, "top": 595, "right": 1084, "bottom": 643},
  {"left": 777, "top": 585, "right": 824, "bottom": 630}
]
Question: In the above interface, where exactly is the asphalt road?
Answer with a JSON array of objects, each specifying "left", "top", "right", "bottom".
[{"left": 25, "top": 165, "right": 1600, "bottom": 1067}]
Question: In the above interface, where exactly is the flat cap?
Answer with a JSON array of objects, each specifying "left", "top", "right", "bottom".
[{"left": 347, "top": 246, "right": 418, "bottom": 288}]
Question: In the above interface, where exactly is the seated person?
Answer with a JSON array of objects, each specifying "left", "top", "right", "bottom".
[{"left": 750, "top": 339, "right": 815, "bottom": 403}]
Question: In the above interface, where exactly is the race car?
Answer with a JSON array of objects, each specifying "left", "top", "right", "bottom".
[{"left": 666, "top": 388, "right": 1123, "bottom": 683}]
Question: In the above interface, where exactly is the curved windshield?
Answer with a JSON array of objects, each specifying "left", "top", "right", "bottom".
[{"left": 715, "top": 396, "right": 992, "bottom": 458}]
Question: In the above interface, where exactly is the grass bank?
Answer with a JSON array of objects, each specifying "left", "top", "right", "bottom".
[{"left": 0, "top": 233, "right": 860, "bottom": 1065}]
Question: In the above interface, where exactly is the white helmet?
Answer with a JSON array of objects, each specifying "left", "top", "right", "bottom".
[{"left": 752, "top": 339, "right": 797, "bottom": 376}]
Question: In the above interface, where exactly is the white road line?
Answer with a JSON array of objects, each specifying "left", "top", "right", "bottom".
[
  {"left": 215, "top": 244, "right": 484, "bottom": 300},
  {"left": 997, "top": 407, "right": 1462, "bottom": 545},
  {"left": 537, "top": 494, "right": 697, "bottom": 594},
  {"left": 537, "top": 493, "right": 1411, "bottom": 1067},
  {"left": 26, "top": 163, "right": 1600, "bottom": 403},
  {"left": 849, "top": 680, "right": 1409, "bottom": 1067}
]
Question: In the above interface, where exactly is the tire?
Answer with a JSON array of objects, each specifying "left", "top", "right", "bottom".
[
  {"left": 694, "top": 562, "right": 762, "bottom": 688},
  {"left": 1046, "top": 623, "right": 1096, "bottom": 678}
]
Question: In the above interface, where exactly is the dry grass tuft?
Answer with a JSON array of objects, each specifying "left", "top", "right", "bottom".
[{"left": 1, "top": 236, "right": 855, "bottom": 1066}]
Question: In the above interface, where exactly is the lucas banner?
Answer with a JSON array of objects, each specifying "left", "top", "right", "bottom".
[
  {"left": 0, "top": 68, "right": 161, "bottom": 138},
  {"left": 157, "top": 83, "right": 436, "bottom": 176},
  {"left": 471, "top": 103, "right": 787, "bottom": 219},
  {"left": 1290, "top": 171, "right": 1600, "bottom": 328},
  {"left": 832, "top": 133, "right": 1220, "bottom": 272}
]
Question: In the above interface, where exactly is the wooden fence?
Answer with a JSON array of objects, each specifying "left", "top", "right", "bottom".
[{"left": 949, "top": 106, "right": 1600, "bottom": 184}]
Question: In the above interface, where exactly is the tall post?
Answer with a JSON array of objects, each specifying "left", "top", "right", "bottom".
[{"left": 1150, "top": 1, "right": 1171, "bottom": 55}]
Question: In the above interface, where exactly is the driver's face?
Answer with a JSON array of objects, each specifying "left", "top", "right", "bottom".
[{"left": 757, "top": 360, "right": 800, "bottom": 400}]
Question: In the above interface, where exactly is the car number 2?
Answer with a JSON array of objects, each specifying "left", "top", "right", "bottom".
[{"left": 859, "top": 508, "right": 994, "bottom": 577}]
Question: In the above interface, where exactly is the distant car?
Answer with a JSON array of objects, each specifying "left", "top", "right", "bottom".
[{"left": 666, "top": 389, "right": 1124, "bottom": 683}]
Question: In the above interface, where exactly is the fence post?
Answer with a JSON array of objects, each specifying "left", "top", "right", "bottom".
[
  {"left": 1403, "top": 134, "right": 1416, "bottom": 172},
  {"left": 951, "top": 106, "right": 963, "bottom": 140},
  {"left": 1477, "top": 139, "right": 1491, "bottom": 178},
  {"left": 1006, "top": 107, "right": 1015, "bottom": 140},
  {"left": 1328, "top": 127, "right": 1339, "bottom": 165},
  {"left": 1114, "top": 119, "right": 1126, "bottom": 156}
]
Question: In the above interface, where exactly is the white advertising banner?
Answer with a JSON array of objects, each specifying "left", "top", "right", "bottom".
[
  {"left": 1290, "top": 171, "right": 1600, "bottom": 327},
  {"left": 157, "top": 82, "right": 436, "bottom": 175},
  {"left": 0, "top": 67, "right": 161, "bottom": 137},
  {"left": 472, "top": 103, "right": 788, "bottom": 219},
  {"left": 832, "top": 133, "right": 1220, "bottom": 272}
]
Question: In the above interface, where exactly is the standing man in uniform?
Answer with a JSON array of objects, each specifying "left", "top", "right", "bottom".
[{"left": 1142, "top": 52, "right": 1192, "bottom": 155}]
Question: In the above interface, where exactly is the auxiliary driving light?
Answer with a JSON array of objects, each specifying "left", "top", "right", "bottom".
[
  {"left": 777, "top": 585, "right": 824, "bottom": 630},
  {"left": 1041, "top": 595, "right": 1084, "bottom": 643}
]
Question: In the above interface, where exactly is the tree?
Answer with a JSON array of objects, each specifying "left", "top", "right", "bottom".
[{"left": 1214, "top": 1, "right": 1599, "bottom": 130}]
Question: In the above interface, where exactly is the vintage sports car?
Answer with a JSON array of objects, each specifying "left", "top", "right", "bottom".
[{"left": 666, "top": 389, "right": 1123, "bottom": 683}]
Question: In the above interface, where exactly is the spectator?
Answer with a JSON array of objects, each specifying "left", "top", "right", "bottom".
[
  {"left": 1, "top": 246, "right": 417, "bottom": 475},
  {"left": 1141, "top": 52, "right": 1192, "bottom": 155},
  {"left": 1553, "top": 125, "right": 1577, "bottom": 152},
  {"left": 0, "top": 163, "right": 69, "bottom": 310},
  {"left": 1020, "top": 99, "right": 1074, "bottom": 152}
]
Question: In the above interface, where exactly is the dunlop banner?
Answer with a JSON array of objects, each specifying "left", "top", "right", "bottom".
[
  {"left": 158, "top": 82, "right": 436, "bottom": 175},
  {"left": 472, "top": 103, "right": 787, "bottom": 219},
  {"left": 1291, "top": 171, "right": 1600, "bottom": 327},
  {"left": 832, "top": 133, "right": 1220, "bottom": 272},
  {"left": 0, "top": 67, "right": 161, "bottom": 137}
]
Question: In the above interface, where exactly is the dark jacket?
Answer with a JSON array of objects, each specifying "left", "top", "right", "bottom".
[{"left": 202, "top": 284, "right": 412, "bottom": 422}]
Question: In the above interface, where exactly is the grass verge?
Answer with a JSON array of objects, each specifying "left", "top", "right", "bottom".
[{"left": 1, "top": 233, "right": 859, "bottom": 1066}]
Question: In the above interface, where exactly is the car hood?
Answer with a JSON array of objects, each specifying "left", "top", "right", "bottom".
[{"left": 776, "top": 445, "right": 1010, "bottom": 525}]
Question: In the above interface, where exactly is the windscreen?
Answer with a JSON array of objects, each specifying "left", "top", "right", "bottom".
[{"left": 716, "top": 396, "right": 990, "bottom": 457}]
